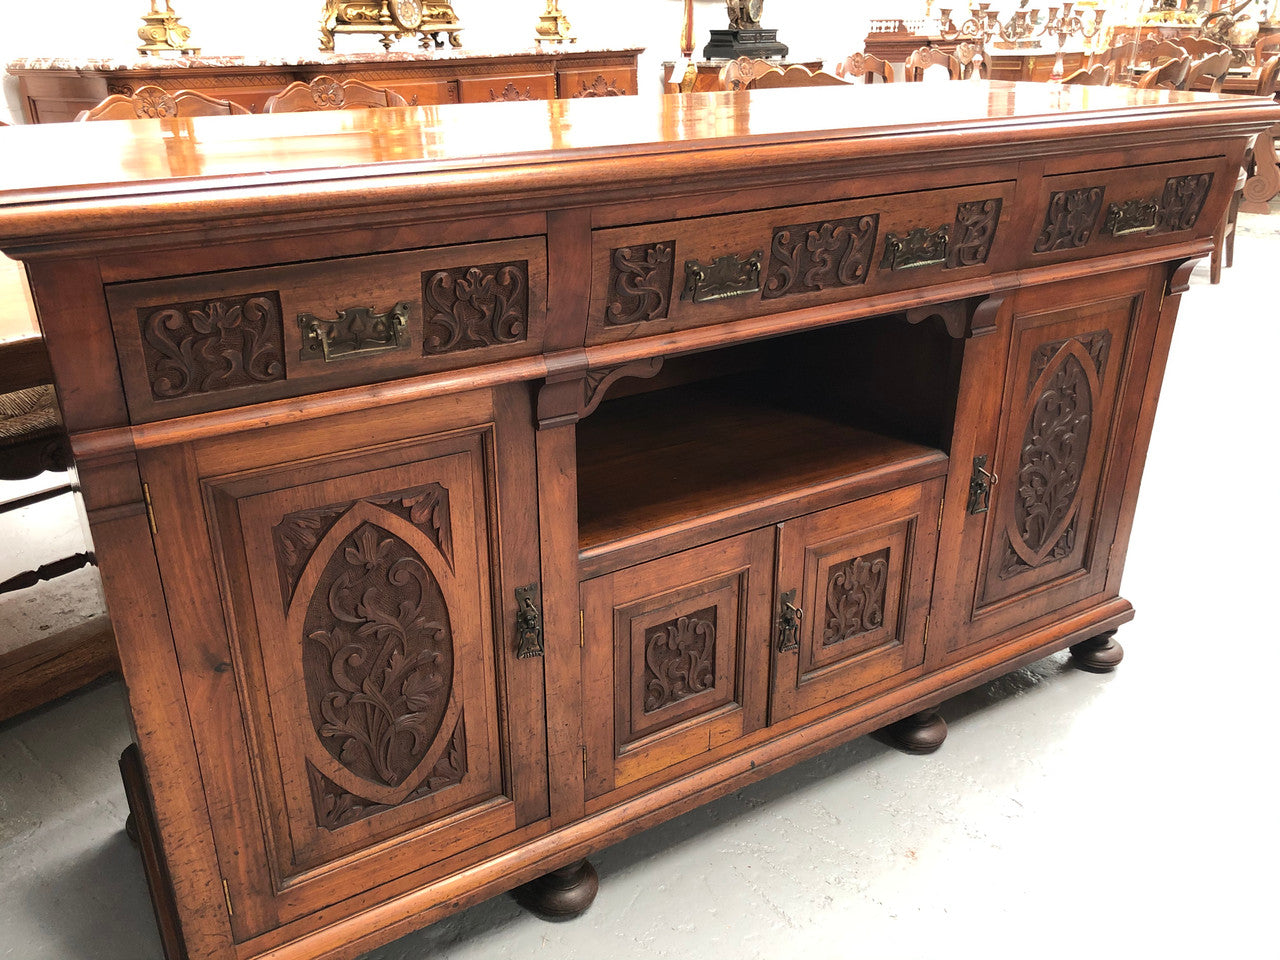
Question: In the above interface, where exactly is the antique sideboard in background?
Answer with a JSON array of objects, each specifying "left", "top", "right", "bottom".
[
  {"left": 0, "top": 83, "right": 1275, "bottom": 960},
  {"left": 7, "top": 47, "right": 642, "bottom": 122}
]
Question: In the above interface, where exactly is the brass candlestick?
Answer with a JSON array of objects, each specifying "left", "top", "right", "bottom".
[
  {"left": 137, "top": 0, "right": 199, "bottom": 56},
  {"left": 535, "top": 0, "right": 576, "bottom": 46}
]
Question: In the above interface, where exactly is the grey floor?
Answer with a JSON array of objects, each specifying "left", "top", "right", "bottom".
[{"left": 3, "top": 215, "right": 1278, "bottom": 960}]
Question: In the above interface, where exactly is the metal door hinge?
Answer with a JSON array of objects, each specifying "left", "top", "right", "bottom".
[
  {"left": 222, "top": 878, "right": 234, "bottom": 918},
  {"left": 579, "top": 609, "right": 584, "bottom": 649},
  {"left": 581, "top": 745, "right": 588, "bottom": 776},
  {"left": 938, "top": 497, "right": 946, "bottom": 531},
  {"left": 142, "top": 482, "right": 157, "bottom": 535},
  {"left": 923, "top": 615, "right": 930, "bottom": 652}
]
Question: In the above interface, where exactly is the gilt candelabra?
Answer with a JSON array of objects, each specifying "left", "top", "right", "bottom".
[{"left": 938, "top": 2, "right": 1106, "bottom": 80}]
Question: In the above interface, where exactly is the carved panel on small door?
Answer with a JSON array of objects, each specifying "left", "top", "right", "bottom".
[
  {"left": 580, "top": 530, "right": 772, "bottom": 799},
  {"left": 212, "top": 433, "right": 512, "bottom": 884},
  {"left": 771, "top": 480, "right": 942, "bottom": 725},
  {"left": 976, "top": 296, "right": 1134, "bottom": 611}
]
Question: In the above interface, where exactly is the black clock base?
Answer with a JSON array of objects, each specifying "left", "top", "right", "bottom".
[{"left": 703, "top": 29, "right": 789, "bottom": 61}]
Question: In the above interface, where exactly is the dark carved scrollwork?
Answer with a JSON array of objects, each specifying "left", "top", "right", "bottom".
[
  {"left": 422, "top": 260, "right": 529, "bottom": 355},
  {"left": 643, "top": 607, "right": 717, "bottom": 713},
  {"left": 881, "top": 226, "right": 950, "bottom": 271},
  {"left": 605, "top": 242, "right": 675, "bottom": 324},
  {"left": 302, "top": 521, "right": 453, "bottom": 788},
  {"left": 949, "top": 198, "right": 1003, "bottom": 268},
  {"left": 823, "top": 549, "right": 889, "bottom": 645},
  {"left": 273, "top": 483, "right": 452, "bottom": 605},
  {"left": 1155, "top": 173, "right": 1213, "bottom": 234},
  {"left": 139, "top": 292, "right": 285, "bottom": 400},
  {"left": 1034, "top": 187, "right": 1106, "bottom": 253},
  {"left": 763, "top": 215, "right": 878, "bottom": 299},
  {"left": 307, "top": 719, "right": 467, "bottom": 830},
  {"left": 1001, "top": 331, "right": 1111, "bottom": 578},
  {"left": 490, "top": 83, "right": 533, "bottom": 102}
]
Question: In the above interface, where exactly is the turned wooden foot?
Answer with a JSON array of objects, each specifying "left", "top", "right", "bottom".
[
  {"left": 1070, "top": 630, "right": 1124, "bottom": 673},
  {"left": 512, "top": 858, "right": 599, "bottom": 920},
  {"left": 882, "top": 709, "right": 947, "bottom": 755}
]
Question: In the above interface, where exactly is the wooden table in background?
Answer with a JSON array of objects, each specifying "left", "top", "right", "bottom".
[{"left": 8, "top": 47, "right": 642, "bottom": 122}]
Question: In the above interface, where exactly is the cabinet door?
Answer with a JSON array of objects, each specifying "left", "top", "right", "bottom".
[
  {"left": 140, "top": 389, "right": 546, "bottom": 937},
  {"left": 935, "top": 270, "right": 1159, "bottom": 660},
  {"left": 580, "top": 531, "right": 773, "bottom": 801},
  {"left": 771, "top": 480, "right": 943, "bottom": 723}
]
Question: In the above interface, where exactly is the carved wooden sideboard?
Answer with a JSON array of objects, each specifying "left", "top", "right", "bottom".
[
  {"left": 0, "top": 84, "right": 1274, "bottom": 960},
  {"left": 7, "top": 48, "right": 641, "bottom": 123}
]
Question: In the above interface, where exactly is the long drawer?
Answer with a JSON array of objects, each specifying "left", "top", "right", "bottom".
[
  {"left": 105, "top": 236, "right": 547, "bottom": 422},
  {"left": 586, "top": 181, "right": 1017, "bottom": 345}
]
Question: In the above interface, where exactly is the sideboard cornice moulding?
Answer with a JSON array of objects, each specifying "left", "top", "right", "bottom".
[
  {"left": 0, "top": 82, "right": 1275, "bottom": 960},
  {"left": 7, "top": 47, "right": 643, "bottom": 122}
]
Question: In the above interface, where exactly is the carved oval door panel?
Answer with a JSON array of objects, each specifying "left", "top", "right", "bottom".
[
  {"left": 199, "top": 422, "right": 534, "bottom": 927},
  {"left": 975, "top": 297, "right": 1134, "bottom": 612}
]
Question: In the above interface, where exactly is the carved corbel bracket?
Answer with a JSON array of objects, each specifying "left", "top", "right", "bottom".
[
  {"left": 904, "top": 293, "right": 1005, "bottom": 339},
  {"left": 536, "top": 356, "right": 664, "bottom": 429},
  {"left": 1166, "top": 256, "right": 1203, "bottom": 297}
]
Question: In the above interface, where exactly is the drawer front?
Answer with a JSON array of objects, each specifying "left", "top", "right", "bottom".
[
  {"left": 586, "top": 182, "right": 1015, "bottom": 345},
  {"left": 1024, "top": 156, "right": 1222, "bottom": 267},
  {"left": 771, "top": 478, "right": 943, "bottom": 724},
  {"left": 105, "top": 236, "right": 547, "bottom": 422},
  {"left": 580, "top": 530, "right": 773, "bottom": 800},
  {"left": 458, "top": 73, "right": 556, "bottom": 103},
  {"left": 558, "top": 66, "right": 636, "bottom": 98}
]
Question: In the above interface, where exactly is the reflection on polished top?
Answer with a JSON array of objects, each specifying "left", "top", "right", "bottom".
[{"left": 0, "top": 82, "right": 1269, "bottom": 211}]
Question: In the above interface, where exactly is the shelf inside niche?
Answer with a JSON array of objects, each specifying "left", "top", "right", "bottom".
[{"left": 576, "top": 376, "right": 949, "bottom": 563}]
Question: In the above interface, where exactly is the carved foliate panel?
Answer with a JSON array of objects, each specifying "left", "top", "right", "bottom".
[
  {"left": 643, "top": 606, "right": 717, "bottom": 713},
  {"left": 307, "top": 719, "right": 466, "bottom": 831},
  {"left": 1001, "top": 331, "right": 1111, "bottom": 578},
  {"left": 763, "top": 214, "right": 879, "bottom": 299},
  {"left": 1154, "top": 173, "right": 1213, "bottom": 234},
  {"left": 950, "top": 198, "right": 1003, "bottom": 267},
  {"left": 273, "top": 482, "right": 451, "bottom": 606},
  {"left": 422, "top": 260, "right": 529, "bottom": 355},
  {"left": 605, "top": 242, "right": 675, "bottom": 324},
  {"left": 301, "top": 520, "right": 454, "bottom": 789},
  {"left": 138, "top": 291, "right": 285, "bottom": 400},
  {"left": 823, "top": 548, "right": 890, "bottom": 646},
  {"left": 1034, "top": 187, "right": 1106, "bottom": 253}
]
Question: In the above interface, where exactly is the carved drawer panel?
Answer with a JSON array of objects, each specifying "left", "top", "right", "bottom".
[
  {"left": 105, "top": 236, "right": 547, "bottom": 422},
  {"left": 1026, "top": 156, "right": 1222, "bottom": 265},
  {"left": 458, "top": 72, "right": 556, "bottom": 103},
  {"left": 586, "top": 182, "right": 1015, "bottom": 345},
  {"left": 580, "top": 530, "right": 773, "bottom": 800},
  {"left": 771, "top": 478, "right": 943, "bottom": 724},
  {"left": 557, "top": 67, "right": 635, "bottom": 98}
]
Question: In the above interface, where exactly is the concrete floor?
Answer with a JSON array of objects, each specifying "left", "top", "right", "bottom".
[{"left": 2, "top": 215, "right": 1278, "bottom": 960}]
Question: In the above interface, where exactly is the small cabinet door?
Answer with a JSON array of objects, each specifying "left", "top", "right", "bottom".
[
  {"left": 934, "top": 269, "right": 1161, "bottom": 660},
  {"left": 140, "top": 388, "right": 546, "bottom": 938},
  {"left": 580, "top": 531, "right": 773, "bottom": 801},
  {"left": 770, "top": 479, "right": 943, "bottom": 723}
]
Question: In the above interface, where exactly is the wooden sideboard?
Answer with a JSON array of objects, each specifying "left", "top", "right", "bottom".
[
  {"left": 0, "top": 84, "right": 1274, "bottom": 960},
  {"left": 7, "top": 48, "right": 642, "bottom": 123}
]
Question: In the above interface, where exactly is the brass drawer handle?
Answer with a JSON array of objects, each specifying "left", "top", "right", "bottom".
[
  {"left": 299, "top": 301, "right": 411, "bottom": 362},
  {"left": 1102, "top": 197, "right": 1161, "bottom": 237},
  {"left": 682, "top": 250, "right": 763, "bottom": 303},
  {"left": 881, "top": 226, "right": 950, "bottom": 271}
]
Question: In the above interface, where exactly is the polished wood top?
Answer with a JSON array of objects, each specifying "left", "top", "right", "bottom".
[{"left": 0, "top": 82, "right": 1276, "bottom": 252}]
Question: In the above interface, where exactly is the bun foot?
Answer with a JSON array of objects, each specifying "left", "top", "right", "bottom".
[
  {"left": 125, "top": 813, "right": 139, "bottom": 846},
  {"left": 1070, "top": 631, "right": 1124, "bottom": 673},
  {"left": 512, "top": 858, "right": 599, "bottom": 921},
  {"left": 883, "top": 709, "right": 947, "bottom": 755}
]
